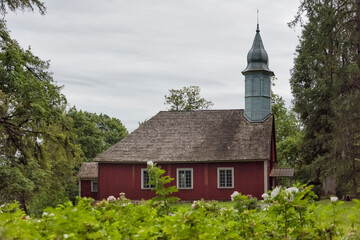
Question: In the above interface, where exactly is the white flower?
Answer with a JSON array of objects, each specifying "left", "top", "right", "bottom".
[
  {"left": 261, "top": 193, "right": 269, "bottom": 201},
  {"left": 63, "top": 234, "right": 69, "bottom": 239},
  {"left": 49, "top": 213, "right": 54, "bottom": 217},
  {"left": 271, "top": 187, "right": 281, "bottom": 199},
  {"left": 107, "top": 196, "right": 116, "bottom": 201},
  {"left": 330, "top": 196, "right": 338, "bottom": 202},
  {"left": 230, "top": 191, "right": 239, "bottom": 201},
  {"left": 147, "top": 160, "right": 154, "bottom": 167},
  {"left": 42, "top": 212, "right": 48, "bottom": 216},
  {"left": 285, "top": 187, "right": 299, "bottom": 194},
  {"left": 37, "top": 220, "right": 41, "bottom": 223},
  {"left": 191, "top": 202, "right": 196, "bottom": 209}
]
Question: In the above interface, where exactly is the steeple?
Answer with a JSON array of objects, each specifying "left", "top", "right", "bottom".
[
  {"left": 242, "top": 24, "right": 274, "bottom": 75},
  {"left": 242, "top": 23, "right": 274, "bottom": 122}
]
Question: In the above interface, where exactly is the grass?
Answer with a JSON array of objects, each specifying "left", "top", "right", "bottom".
[{"left": 315, "top": 199, "right": 357, "bottom": 230}]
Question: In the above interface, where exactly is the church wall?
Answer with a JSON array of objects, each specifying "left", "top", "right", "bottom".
[
  {"left": 98, "top": 161, "right": 266, "bottom": 201},
  {"left": 80, "top": 180, "right": 98, "bottom": 200}
]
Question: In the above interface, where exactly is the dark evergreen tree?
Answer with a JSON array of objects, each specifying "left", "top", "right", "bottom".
[{"left": 290, "top": 0, "right": 360, "bottom": 196}]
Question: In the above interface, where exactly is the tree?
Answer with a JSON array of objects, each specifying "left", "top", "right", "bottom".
[
  {"left": 0, "top": 0, "right": 45, "bottom": 15},
  {"left": 290, "top": 0, "right": 360, "bottom": 196},
  {"left": 164, "top": 86, "right": 213, "bottom": 111},
  {"left": 0, "top": 1, "right": 83, "bottom": 214},
  {"left": 271, "top": 92, "right": 302, "bottom": 167},
  {"left": 67, "top": 107, "right": 128, "bottom": 162}
]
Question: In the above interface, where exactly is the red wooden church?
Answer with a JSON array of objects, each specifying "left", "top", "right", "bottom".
[{"left": 77, "top": 25, "right": 278, "bottom": 201}]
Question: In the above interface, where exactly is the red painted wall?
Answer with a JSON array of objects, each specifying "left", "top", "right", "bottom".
[
  {"left": 98, "top": 161, "right": 265, "bottom": 201},
  {"left": 80, "top": 180, "right": 98, "bottom": 200}
]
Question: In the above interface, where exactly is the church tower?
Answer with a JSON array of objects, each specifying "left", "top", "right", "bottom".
[{"left": 242, "top": 23, "right": 274, "bottom": 122}]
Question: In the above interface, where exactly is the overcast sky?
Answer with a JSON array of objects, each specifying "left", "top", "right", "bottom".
[{"left": 6, "top": 0, "right": 301, "bottom": 132}]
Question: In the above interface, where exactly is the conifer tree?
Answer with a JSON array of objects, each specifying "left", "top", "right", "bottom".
[{"left": 290, "top": 0, "right": 360, "bottom": 196}]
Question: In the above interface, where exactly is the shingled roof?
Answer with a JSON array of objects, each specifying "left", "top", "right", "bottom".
[
  {"left": 95, "top": 110, "right": 274, "bottom": 163},
  {"left": 77, "top": 162, "right": 98, "bottom": 179}
]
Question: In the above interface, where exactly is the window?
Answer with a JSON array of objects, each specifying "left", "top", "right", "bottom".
[
  {"left": 177, "top": 168, "right": 193, "bottom": 189},
  {"left": 141, "top": 169, "right": 154, "bottom": 189},
  {"left": 218, "top": 168, "right": 234, "bottom": 188},
  {"left": 91, "top": 181, "right": 98, "bottom": 192}
]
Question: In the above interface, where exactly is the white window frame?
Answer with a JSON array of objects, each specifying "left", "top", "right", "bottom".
[
  {"left": 177, "top": 168, "right": 193, "bottom": 189},
  {"left": 91, "top": 180, "right": 98, "bottom": 192},
  {"left": 217, "top": 167, "right": 234, "bottom": 189},
  {"left": 141, "top": 168, "right": 154, "bottom": 189}
]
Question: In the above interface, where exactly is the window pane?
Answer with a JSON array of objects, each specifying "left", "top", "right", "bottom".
[
  {"left": 219, "top": 169, "right": 233, "bottom": 188},
  {"left": 178, "top": 170, "right": 192, "bottom": 188},
  {"left": 220, "top": 170, "right": 225, "bottom": 187},
  {"left": 92, "top": 181, "right": 98, "bottom": 192},
  {"left": 143, "top": 170, "right": 154, "bottom": 189}
]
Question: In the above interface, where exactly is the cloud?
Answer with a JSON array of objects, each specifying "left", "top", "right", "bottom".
[{"left": 6, "top": 0, "right": 300, "bottom": 132}]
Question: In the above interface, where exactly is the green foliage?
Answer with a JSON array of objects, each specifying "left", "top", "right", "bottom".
[
  {"left": 231, "top": 192, "right": 259, "bottom": 213},
  {"left": 146, "top": 161, "right": 179, "bottom": 215},
  {"left": 1, "top": 187, "right": 359, "bottom": 239},
  {"left": 0, "top": 0, "right": 46, "bottom": 16},
  {"left": 271, "top": 92, "right": 303, "bottom": 167},
  {"left": 67, "top": 107, "right": 128, "bottom": 161},
  {"left": 290, "top": 0, "right": 360, "bottom": 196},
  {"left": 0, "top": 20, "right": 82, "bottom": 214},
  {"left": 164, "top": 86, "right": 213, "bottom": 111}
]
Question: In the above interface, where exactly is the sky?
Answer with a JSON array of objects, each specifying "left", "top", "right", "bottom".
[{"left": 6, "top": 0, "right": 301, "bottom": 132}]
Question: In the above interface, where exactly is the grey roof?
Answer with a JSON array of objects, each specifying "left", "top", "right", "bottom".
[
  {"left": 77, "top": 162, "right": 98, "bottom": 179},
  {"left": 95, "top": 110, "right": 274, "bottom": 164},
  {"left": 242, "top": 24, "right": 274, "bottom": 75},
  {"left": 270, "top": 168, "right": 294, "bottom": 177}
]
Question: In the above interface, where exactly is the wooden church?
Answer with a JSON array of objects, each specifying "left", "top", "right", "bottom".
[{"left": 77, "top": 24, "right": 278, "bottom": 201}]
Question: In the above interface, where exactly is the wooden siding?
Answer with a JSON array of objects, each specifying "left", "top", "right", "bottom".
[
  {"left": 98, "top": 162, "right": 266, "bottom": 201},
  {"left": 80, "top": 180, "right": 98, "bottom": 200}
]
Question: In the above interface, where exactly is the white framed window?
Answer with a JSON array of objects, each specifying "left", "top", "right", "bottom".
[
  {"left": 141, "top": 169, "right": 154, "bottom": 189},
  {"left": 217, "top": 168, "right": 234, "bottom": 188},
  {"left": 177, "top": 168, "right": 193, "bottom": 189},
  {"left": 91, "top": 181, "right": 98, "bottom": 192}
]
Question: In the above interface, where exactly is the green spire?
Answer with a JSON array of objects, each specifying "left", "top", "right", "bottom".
[
  {"left": 242, "top": 23, "right": 274, "bottom": 122},
  {"left": 242, "top": 24, "right": 274, "bottom": 75}
]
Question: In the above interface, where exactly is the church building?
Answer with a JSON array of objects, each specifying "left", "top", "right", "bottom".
[{"left": 77, "top": 24, "right": 277, "bottom": 201}]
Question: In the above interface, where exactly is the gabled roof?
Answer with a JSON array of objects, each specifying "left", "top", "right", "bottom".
[
  {"left": 77, "top": 162, "right": 98, "bottom": 179},
  {"left": 95, "top": 109, "right": 274, "bottom": 164}
]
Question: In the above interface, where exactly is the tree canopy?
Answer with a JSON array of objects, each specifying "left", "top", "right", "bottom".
[
  {"left": 0, "top": 20, "right": 82, "bottom": 214},
  {"left": 164, "top": 86, "right": 213, "bottom": 111},
  {"left": 271, "top": 92, "right": 302, "bottom": 168},
  {"left": 290, "top": 0, "right": 360, "bottom": 196},
  {"left": 67, "top": 107, "right": 128, "bottom": 162}
]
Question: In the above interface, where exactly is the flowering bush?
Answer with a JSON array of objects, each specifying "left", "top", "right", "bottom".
[
  {"left": 231, "top": 191, "right": 259, "bottom": 213},
  {"left": 0, "top": 190, "right": 359, "bottom": 239},
  {"left": 191, "top": 199, "right": 220, "bottom": 213}
]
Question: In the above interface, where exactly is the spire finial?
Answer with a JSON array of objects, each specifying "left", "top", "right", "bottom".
[{"left": 256, "top": 9, "right": 260, "bottom": 32}]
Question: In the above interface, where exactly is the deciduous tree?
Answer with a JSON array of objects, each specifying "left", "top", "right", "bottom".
[
  {"left": 164, "top": 86, "right": 213, "bottom": 111},
  {"left": 0, "top": 1, "right": 83, "bottom": 214},
  {"left": 67, "top": 107, "right": 128, "bottom": 162}
]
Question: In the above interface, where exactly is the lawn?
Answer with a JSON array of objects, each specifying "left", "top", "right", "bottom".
[{"left": 316, "top": 199, "right": 357, "bottom": 230}]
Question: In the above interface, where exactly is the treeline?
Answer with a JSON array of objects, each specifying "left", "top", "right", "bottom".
[
  {"left": 290, "top": 0, "right": 360, "bottom": 197},
  {"left": 0, "top": 1, "right": 127, "bottom": 215}
]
